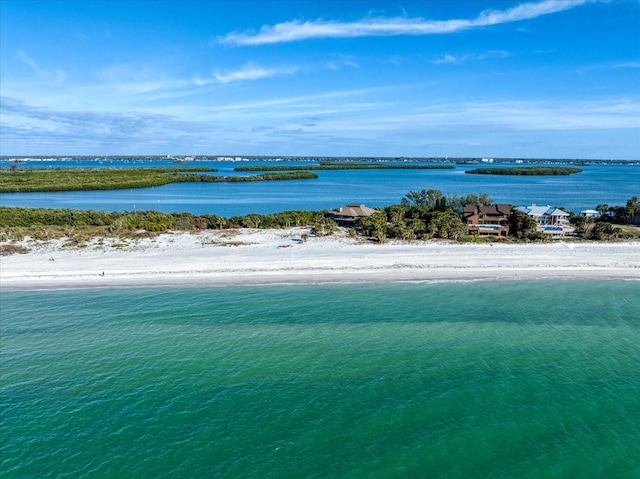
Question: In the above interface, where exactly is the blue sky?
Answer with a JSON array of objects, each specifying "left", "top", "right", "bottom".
[{"left": 1, "top": 0, "right": 638, "bottom": 159}]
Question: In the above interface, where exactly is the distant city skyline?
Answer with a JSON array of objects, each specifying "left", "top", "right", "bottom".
[{"left": 1, "top": 0, "right": 638, "bottom": 159}]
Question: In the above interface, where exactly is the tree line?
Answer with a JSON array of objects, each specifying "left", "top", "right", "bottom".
[
  {"left": 0, "top": 207, "right": 337, "bottom": 239},
  {"left": 570, "top": 196, "right": 640, "bottom": 240},
  {"left": 1, "top": 192, "right": 638, "bottom": 242},
  {"left": 0, "top": 167, "right": 317, "bottom": 193},
  {"left": 465, "top": 166, "right": 582, "bottom": 175}
]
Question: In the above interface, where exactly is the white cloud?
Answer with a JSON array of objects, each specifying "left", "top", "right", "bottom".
[
  {"left": 211, "top": 64, "right": 299, "bottom": 83},
  {"left": 434, "top": 50, "right": 510, "bottom": 65},
  {"left": 434, "top": 54, "right": 462, "bottom": 65},
  {"left": 220, "top": 0, "right": 595, "bottom": 45},
  {"left": 613, "top": 61, "right": 640, "bottom": 69},
  {"left": 16, "top": 50, "right": 66, "bottom": 82},
  {"left": 94, "top": 64, "right": 190, "bottom": 96},
  {"left": 2, "top": 94, "right": 637, "bottom": 157}
]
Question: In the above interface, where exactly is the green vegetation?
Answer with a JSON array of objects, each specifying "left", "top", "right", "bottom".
[
  {"left": 224, "top": 171, "right": 318, "bottom": 182},
  {"left": 592, "top": 196, "right": 640, "bottom": 225},
  {"left": 0, "top": 206, "right": 336, "bottom": 241},
  {"left": 570, "top": 196, "right": 640, "bottom": 240},
  {"left": 234, "top": 163, "right": 455, "bottom": 172},
  {"left": 359, "top": 189, "right": 493, "bottom": 242},
  {"left": 2, "top": 195, "right": 638, "bottom": 245},
  {"left": 465, "top": 166, "right": 582, "bottom": 175},
  {"left": 509, "top": 208, "right": 543, "bottom": 240},
  {"left": 0, "top": 167, "right": 317, "bottom": 193}
]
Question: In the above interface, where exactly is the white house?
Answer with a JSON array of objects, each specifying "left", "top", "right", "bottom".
[
  {"left": 580, "top": 209, "right": 601, "bottom": 218},
  {"left": 516, "top": 204, "right": 570, "bottom": 225},
  {"left": 516, "top": 204, "right": 573, "bottom": 235}
]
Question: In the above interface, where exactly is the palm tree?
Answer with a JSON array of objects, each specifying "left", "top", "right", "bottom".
[{"left": 625, "top": 196, "right": 639, "bottom": 224}]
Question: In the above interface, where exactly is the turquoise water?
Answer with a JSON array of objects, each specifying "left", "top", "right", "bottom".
[
  {"left": 1, "top": 159, "right": 639, "bottom": 215},
  {"left": 2, "top": 280, "right": 639, "bottom": 478}
]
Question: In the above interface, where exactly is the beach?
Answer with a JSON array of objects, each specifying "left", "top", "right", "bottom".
[
  {"left": 4, "top": 231, "right": 640, "bottom": 478},
  {"left": 2, "top": 228, "right": 639, "bottom": 289}
]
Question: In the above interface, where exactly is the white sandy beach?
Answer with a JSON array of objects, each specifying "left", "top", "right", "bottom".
[{"left": 1, "top": 228, "right": 639, "bottom": 289}]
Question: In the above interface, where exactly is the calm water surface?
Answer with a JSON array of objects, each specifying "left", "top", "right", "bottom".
[
  {"left": 2, "top": 281, "right": 639, "bottom": 478},
  {"left": 1, "top": 160, "right": 638, "bottom": 215}
]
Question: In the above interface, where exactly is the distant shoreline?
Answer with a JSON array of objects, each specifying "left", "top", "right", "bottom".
[
  {"left": 2, "top": 228, "right": 638, "bottom": 290},
  {"left": 2, "top": 156, "right": 639, "bottom": 165}
]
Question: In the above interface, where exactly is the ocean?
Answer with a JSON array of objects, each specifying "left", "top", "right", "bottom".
[
  {"left": 1, "top": 159, "right": 639, "bottom": 215},
  {"left": 2, "top": 280, "right": 639, "bottom": 478}
]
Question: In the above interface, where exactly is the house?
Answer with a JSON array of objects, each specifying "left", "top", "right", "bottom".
[
  {"left": 515, "top": 204, "right": 570, "bottom": 225},
  {"left": 329, "top": 204, "right": 377, "bottom": 226},
  {"left": 462, "top": 204, "right": 511, "bottom": 236},
  {"left": 580, "top": 209, "right": 601, "bottom": 218},
  {"left": 515, "top": 204, "right": 573, "bottom": 235}
]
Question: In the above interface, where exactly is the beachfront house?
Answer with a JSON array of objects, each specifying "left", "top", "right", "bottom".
[
  {"left": 462, "top": 204, "right": 511, "bottom": 237},
  {"left": 515, "top": 204, "right": 572, "bottom": 235},
  {"left": 329, "top": 204, "right": 377, "bottom": 227},
  {"left": 580, "top": 209, "right": 601, "bottom": 218}
]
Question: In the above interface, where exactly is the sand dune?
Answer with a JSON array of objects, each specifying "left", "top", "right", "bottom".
[{"left": 1, "top": 228, "right": 639, "bottom": 289}]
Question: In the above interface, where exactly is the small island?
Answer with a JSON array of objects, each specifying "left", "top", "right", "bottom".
[
  {"left": 465, "top": 166, "right": 582, "bottom": 175},
  {"left": 0, "top": 167, "right": 317, "bottom": 193}
]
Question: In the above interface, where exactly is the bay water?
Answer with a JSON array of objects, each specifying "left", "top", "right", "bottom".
[
  {"left": 2, "top": 280, "right": 639, "bottom": 478},
  {"left": 1, "top": 159, "right": 638, "bottom": 215}
]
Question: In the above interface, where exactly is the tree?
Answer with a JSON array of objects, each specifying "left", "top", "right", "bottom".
[
  {"left": 591, "top": 222, "right": 621, "bottom": 240},
  {"left": 425, "top": 209, "right": 467, "bottom": 240},
  {"left": 387, "top": 204, "right": 408, "bottom": 224},
  {"left": 447, "top": 193, "right": 494, "bottom": 213},
  {"left": 310, "top": 217, "right": 336, "bottom": 237},
  {"left": 360, "top": 212, "right": 388, "bottom": 242},
  {"left": 510, "top": 208, "right": 538, "bottom": 239},
  {"left": 625, "top": 196, "right": 639, "bottom": 224},
  {"left": 242, "top": 213, "right": 262, "bottom": 228},
  {"left": 401, "top": 189, "right": 445, "bottom": 211},
  {"left": 596, "top": 204, "right": 609, "bottom": 216}
]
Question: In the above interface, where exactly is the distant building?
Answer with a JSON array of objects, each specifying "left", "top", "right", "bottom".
[
  {"left": 580, "top": 209, "right": 600, "bottom": 218},
  {"left": 329, "top": 204, "right": 377, "bottom": 226},
  {"left": 516, "top": 204, "right": 573, "bottom": 235},
  {"left": 462, "top": 204, "right": 511, "bottom": 236}
]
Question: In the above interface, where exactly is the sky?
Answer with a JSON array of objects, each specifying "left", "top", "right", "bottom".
[{"left": 1, "top": 0, "right": 639, "bottom": 159}]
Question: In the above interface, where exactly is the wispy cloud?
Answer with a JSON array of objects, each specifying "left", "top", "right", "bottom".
[
  {"left": 94, "top": 63, "right": 191, "bottom": 96},
  {"left": 221, "top": 0, "right": 595, "bottom": 45},
  {"left": 17, "top": 50, "right": 66, "bottom": 82},
  {"left": 0, "top": 96, "right": 212, "bottom": 153},
  {"left": 612, "top": 61, "right": 640, "bottom": 69},
  {"left": 434, "top": 50, "right": 510, "bottom": 65},
  {"left": 206, "top": 64, "right": 300, "bottom": 84},
  {"left": 2, "top": 94, "right": 637, "bottom": 157}
]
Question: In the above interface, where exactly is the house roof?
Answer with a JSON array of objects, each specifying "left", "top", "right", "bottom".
[
  {"left": 546, "top": 207, "right": 569, "bottom": 217},
  {"left": 330, "top": 204, "right": 377, "bottom": 218},
  {"left": 516, "top": 205, "right": 569, "bottom": 217},
  {"left": 463, "top": 203, "right": 511, "bottom": 216}
]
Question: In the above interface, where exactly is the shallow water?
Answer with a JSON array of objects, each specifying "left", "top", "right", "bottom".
[{"left": 2, "top": 280, "right": 639, "bottom": 478}]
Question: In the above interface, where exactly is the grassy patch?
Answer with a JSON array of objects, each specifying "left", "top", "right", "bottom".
[
  {"left": 0, "top": 167, "right": 317, "bottom": 193},
  {"left": 0, "top": 243, "right": 30, "bottom": 256},
  {"left": 201, "top": 239, "right": 254, "bottom": 247}
]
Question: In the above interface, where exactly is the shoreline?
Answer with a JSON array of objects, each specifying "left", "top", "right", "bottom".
[{"left": 2, "top": 228, "right": 639, "bottom": 290}]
